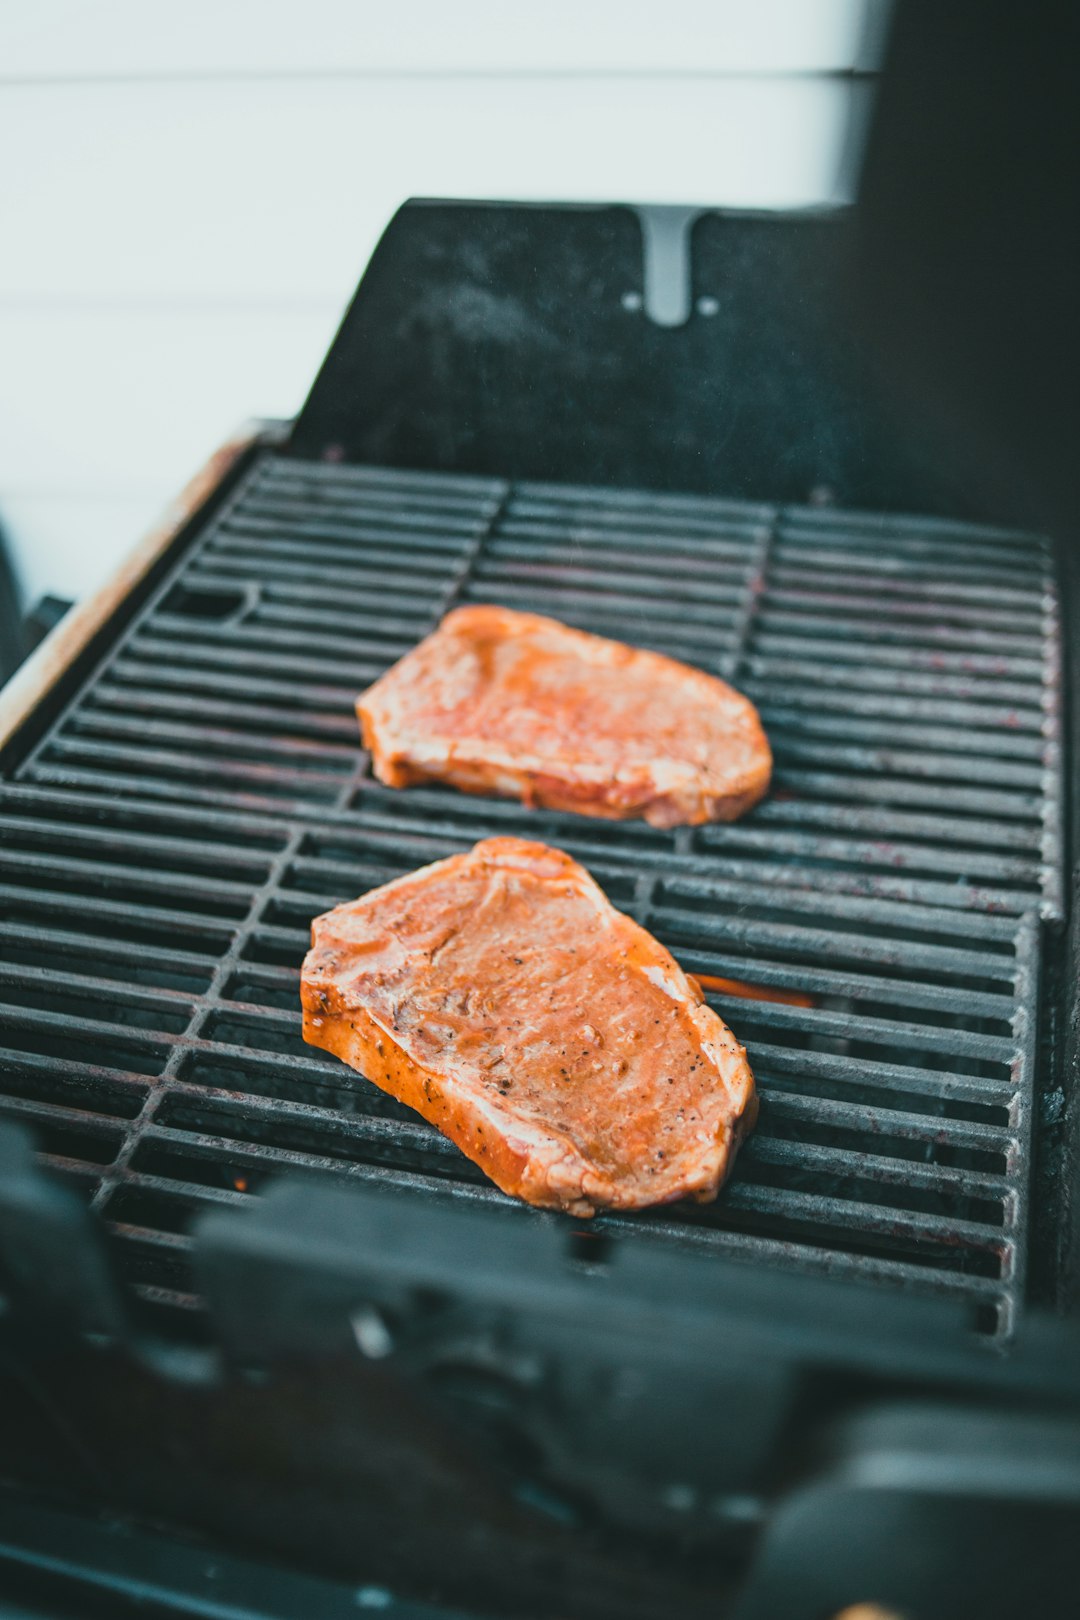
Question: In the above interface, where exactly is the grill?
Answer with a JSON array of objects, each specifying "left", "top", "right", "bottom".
[
  {"left": 0, "top": 451, "right": 1062, "bottom": 1342},
  {"left": 3, "top": 174, "right": 1080, "bottom": 1620}
]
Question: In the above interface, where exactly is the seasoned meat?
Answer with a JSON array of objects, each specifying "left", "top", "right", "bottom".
[
  {"left": 301, "top": 837, "right": 757, "bottom": 1216},
  {"left": 357, "top": 605, "right": 771, "bottom": 828}
]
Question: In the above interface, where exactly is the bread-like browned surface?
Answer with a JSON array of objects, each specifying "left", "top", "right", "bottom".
[
  {"left": 357, "top": 605, "right": 771, "bottom": 828},
  {"left": 301, "top": 837, "right": 757, "bottom": 1216}
]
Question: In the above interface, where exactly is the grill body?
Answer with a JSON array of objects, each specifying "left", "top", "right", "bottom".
[{"left": 0, "top": 202, "right": 1077, "bottom": 1619}]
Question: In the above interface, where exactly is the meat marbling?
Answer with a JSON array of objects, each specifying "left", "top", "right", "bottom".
[
  {"left": 301, "top": 837, "right": 757, "bottom": 1216},
  {"left": 357, "top": 605, "right": 771, "bottom": 828}
]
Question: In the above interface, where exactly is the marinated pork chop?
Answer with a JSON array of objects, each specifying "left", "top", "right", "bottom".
[
  {"left": 358, "top": 606, "right": 771, "bottom": 828},
  {"left": 301, "top": 837, "right": 757, "bottom": 1216}
]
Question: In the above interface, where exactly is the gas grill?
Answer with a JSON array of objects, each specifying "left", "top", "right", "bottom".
[{"left": 1, "top": 199, "right": 1078, "bottom": 1620}]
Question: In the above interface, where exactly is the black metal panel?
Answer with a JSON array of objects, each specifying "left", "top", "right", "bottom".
[
  {"left": 289, "top": 202, "right": 1010, "bottom": 521},
  {"left": 4, "top": 1181, "right": 1080, "bottom": 1620},
  {"left": 0, "top": 1494, "right": 469, "bottom": 1620}
]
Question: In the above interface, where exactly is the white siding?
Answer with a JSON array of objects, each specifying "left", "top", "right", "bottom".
[
  {"left": 2, "top": 1, "right": 872, "bottom": 78},
  {"left": 0, "top": 1, "right": 883, "bottom": 610}
]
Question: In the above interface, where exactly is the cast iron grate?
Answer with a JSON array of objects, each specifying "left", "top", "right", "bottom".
[
  {"left": 0, "top": 454, "right": 1063, "bottom": 1341},
  {"left": 17, "top": 456, "right": 1064, "bottom": 922},
  {"left": 0, "top": 783, "right": 1041, "bottom": 1339}
]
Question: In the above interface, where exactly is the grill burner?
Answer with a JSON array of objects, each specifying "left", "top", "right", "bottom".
[{"left": 0, "top": 454, "right": 1062, "bottom": 1341}]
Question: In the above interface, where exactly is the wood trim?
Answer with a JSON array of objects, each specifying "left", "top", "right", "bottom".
[{"left": 0, "top": 419, "right": 287, "bottom": 759}]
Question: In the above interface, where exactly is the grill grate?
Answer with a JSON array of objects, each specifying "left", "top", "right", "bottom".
[
  {"left": 0, "top": 453, "right": 1064, "bottom": 1340},
  {"left": 18, "top": 457, "right": 1063, "bottom": 920}
]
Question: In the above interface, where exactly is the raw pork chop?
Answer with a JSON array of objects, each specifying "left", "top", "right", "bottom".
[
  {"left": 301, "top": 837, "right": 757, "bottom": 1216},
  {"left": 357, "top": 605, "right": 771, "bottom": 828}
]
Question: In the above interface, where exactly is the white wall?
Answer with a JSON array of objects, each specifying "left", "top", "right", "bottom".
[{"left": 0, "top": 0, "right": 883, "bottom": 610}]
